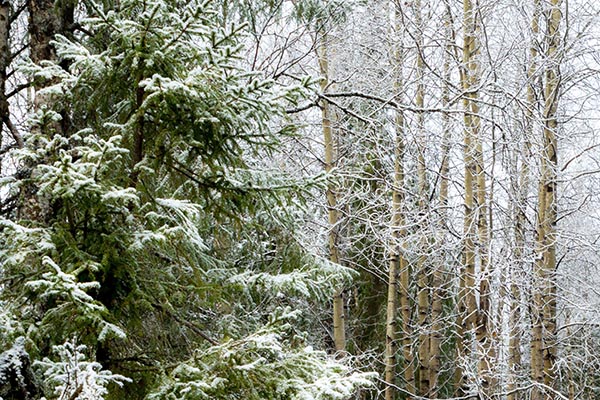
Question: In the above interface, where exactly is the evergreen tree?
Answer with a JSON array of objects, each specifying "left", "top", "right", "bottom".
[{"left": 0, "top": 0, "right": 373, "bottom": 398}]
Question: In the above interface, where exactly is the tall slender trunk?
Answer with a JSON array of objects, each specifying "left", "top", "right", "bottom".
[
  {"left": 413, "top": 0, "right": 430, "bottom": 395},
  {"left": 384, "top": 3, "right": 404, "bottom": 393},
  {"left": 509, "top": 142, "right": 528, "bottom": 399},
  {"left": 457, "top": 0, "right": 479, "bottom": 397},
  {"left": 385, "top": 211, "right": 400, "bottom": 400},
  {"left": 318, "top": 26, "right": 346, "bottom": 353},
  {"left": 541, "top": 0, "right": 560, "bottom": 385},
  {"left": 388, "top": 3, "right": 415, "bottom": 397},
  {"left": 429, "top": 5, "right": 453, "bottom": 397},
  {"left": 510, "top": 2, "right": 540, "bottom": 399},
  {"left": 458, "top": 0, "right": 497, "bottom": 396},
  {"left": 532, "top": 2, "right": 561, "bottom": 398},
  {"left": 459, "top": 0, "right": 496, "bottom": 394},
  {"left": 384, "top": 46, "right": 405, "bottom": 398},
  {"left": 474, "top": 85, "right": 494, "bottom": 399}
]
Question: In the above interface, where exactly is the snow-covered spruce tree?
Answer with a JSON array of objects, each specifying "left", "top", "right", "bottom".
[{"left": 0, "top": 0, "right": 374, "bottom": 398}]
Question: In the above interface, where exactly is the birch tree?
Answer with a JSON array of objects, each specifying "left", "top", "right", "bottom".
[
  {"left": 317, "top": 16, "right": 347, "bottom": 353},
  {"left": 385, "top": 2, "right": 411, "bottom": 397},
  {"left": 531, "top": 1, "right": 562, "bottom": 398}
]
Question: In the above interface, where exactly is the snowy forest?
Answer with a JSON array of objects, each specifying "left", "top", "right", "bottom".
[{"left": 0, "top": 0, "right": 599, "bottom": 399}]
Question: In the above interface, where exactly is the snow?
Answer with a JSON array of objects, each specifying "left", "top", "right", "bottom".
[
  {"left": 25, "top": 257, "right": 103, "bottom": 312},
  {"left": 36, "top": 340, "right": 131, "bottom": 400}
]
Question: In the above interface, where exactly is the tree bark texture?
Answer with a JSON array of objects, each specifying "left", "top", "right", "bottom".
[{"left": 318, "top": 27, "right": 346, "bottom": 353}]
